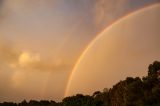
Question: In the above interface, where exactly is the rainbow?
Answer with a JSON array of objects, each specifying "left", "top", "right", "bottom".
[{"left": 64, "top": 3, "right": 160, "bottom": 97}]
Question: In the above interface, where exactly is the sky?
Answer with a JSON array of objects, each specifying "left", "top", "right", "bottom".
[
  {"left": 0, "top": 0, "right": 159, "bottom": 102},
  {"left": 65, "top": 4, "right": 160, "bottom": 96}
]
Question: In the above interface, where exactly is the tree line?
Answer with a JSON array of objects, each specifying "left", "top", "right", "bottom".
[{"left": 0, "top": 61, "right": 160, "bottom": 106}]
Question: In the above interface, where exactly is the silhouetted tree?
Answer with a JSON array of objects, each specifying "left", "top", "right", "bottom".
[
  {"left": 18, "top": 100, "right": 27, "bottom": 106},
  {"left": 148, "top": 61, "right": 160, "bottom": 76}
]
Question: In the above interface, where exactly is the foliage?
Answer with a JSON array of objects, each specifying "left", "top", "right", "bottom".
[{"left": 148, "top": 61, "right": 160, "bottom": 76}]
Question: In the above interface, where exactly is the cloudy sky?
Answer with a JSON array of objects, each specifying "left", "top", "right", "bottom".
[
  {"left": 65, "top": 4, "right": 160, "bottom": 96},
  {"left": 0, "top": 0, "right": 159, "bottom": 102}
]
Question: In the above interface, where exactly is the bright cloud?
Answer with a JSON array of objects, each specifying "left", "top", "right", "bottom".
[{"left": 19, "top": 52, "right": 40, "bottom": 68}]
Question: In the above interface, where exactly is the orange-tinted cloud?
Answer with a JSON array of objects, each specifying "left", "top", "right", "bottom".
[{"left": 0, "top": 38, "right": 69, "bottom": 72}]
